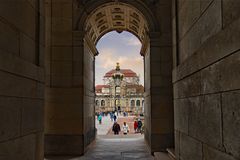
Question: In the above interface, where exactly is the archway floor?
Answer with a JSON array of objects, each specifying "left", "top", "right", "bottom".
[{"left": 45, "top": 135, "right": 154, "bottom": 160}]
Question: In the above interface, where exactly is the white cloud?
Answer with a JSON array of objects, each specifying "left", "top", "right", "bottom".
[
  {"left": 97, "top": 48, "right": 143, "bottom": 70},
  {"left": 95, "top": 31, "right": 144, "bottom": 85},
  {"left": 118, "top": 57, "right": 142, "bottom": 68},
  {"left": 96, "top": 49, "right": 144, "bottom": 82},
  {"left": 97, "top": 48, "right": 117, "bottom": 69},
  {"left": 122, "top": 36, "right": 142, "bottom": 47}
]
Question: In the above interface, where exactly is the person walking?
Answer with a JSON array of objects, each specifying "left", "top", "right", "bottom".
[
  {"left": 113, "top": 114, "right": 117, "bottom": 122},
  {"left": 134, "top": 120, "right": 138, "bottom": 133},
  {"left": 122, "top": 122, "right": 130, "bottom": 135},
  {"left": 110, "top": 112, "right": 114, "bottom": 121},
  {"left": 98, "top": 114, "right": 102, "bottom": 124},
  {"left": 137, "top": 119, "right": 142, "bottom": 133},
  {"left": 112, "top": 122, "right": 121, "bottom": 135}
]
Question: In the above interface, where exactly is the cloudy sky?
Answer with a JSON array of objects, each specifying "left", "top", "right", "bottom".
[{"left": 95, "top": 31, "right": 144, "bottom": 85}]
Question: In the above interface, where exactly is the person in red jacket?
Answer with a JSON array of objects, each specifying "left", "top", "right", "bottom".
[{"left": 134, "top": 120, "right": 138, "bottom": 133}]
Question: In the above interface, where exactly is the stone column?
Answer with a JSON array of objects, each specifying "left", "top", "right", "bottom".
[
  {"left": 82, "top": 33, "right": 98, "bottom": 152},
  {"left": 44, "top": 30, "right": 85, "bottom": 155},
  {"left": 144, "top": 32, "right": 174, "bottom": 153}
]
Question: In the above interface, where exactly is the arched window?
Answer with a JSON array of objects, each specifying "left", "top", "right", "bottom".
[
  {"left": 116, "top": 86, "right": 121, "bottom": 95},
  {"left": 96, "top": 100, "right": 99, "bottom": 106},
  {"left": 131, "top": 100, "right": 135, "bottom": 107},
  {"left": 136, "top": 100, "right": 140, "bottom": 106},
  {"left": 101, "top": 100, "right": 105, "bottom": 106}
]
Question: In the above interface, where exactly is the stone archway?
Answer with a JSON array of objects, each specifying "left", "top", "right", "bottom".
[{"left": 44, "top": 0, "right": 173, "bottom": 156}]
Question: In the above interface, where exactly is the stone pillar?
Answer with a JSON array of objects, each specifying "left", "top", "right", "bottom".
[
  {"left": 82, "top": 33, "right": 98, "bottom": 151},
  {"left": 44, "top": 0, "right": 96, "bottom": 155},
  {"left": 144, "top": 32, "right": 174, "bottom": 153},
  {"left": 44, "top": 30, "right": 85, "bottom": 155}
]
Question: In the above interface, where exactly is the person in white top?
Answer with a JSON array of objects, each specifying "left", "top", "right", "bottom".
[{"left": 122, "top": 122, "right": 130, "bottom": 135}]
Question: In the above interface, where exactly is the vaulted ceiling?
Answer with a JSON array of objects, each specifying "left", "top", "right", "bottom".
[{"left": 84, "top": 2, "right": 149, "bottom": 45}]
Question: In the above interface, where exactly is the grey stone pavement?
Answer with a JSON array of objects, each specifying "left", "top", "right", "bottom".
[
  {"left": 46, "top": 135, "right": 154, "bottom": 160},
  {"left": 79, "top": 135, "right": 154, "bottom": 160},
  {"left": 45, "top": 116, "right": 154, "bottom": 160}
]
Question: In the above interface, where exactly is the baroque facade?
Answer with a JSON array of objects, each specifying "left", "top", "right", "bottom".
[{"left": 95, "top": 63, "right": 144, "bottom": 114}]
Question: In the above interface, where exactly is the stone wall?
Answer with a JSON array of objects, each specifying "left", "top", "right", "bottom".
[
  {"left": 144, "top": 0, "right": 174, "bottom": 153},
  {"left": 44, "top": 0, "right": 86, "bottom": 156},
  {"left": 173, "top": 0, "right": 240, "bottom": 159},
  {"left": 144, "top": 45, "right": 152, "bottom": 150},
  {"left": 0, "top": 0, "right": 45, "bottom": 159}
]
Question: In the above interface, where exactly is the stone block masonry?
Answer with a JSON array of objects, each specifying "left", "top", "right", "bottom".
[
  {"left": 0, "top": 0, "right": 45, "bottom": 160},
  {"left": 173, "top": 0, "right": 240, "bottom": 159}
]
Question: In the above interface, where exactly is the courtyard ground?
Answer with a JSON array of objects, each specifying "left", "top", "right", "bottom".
[{"left": 96, "top": 114, "right": 143, "bottom": 136}]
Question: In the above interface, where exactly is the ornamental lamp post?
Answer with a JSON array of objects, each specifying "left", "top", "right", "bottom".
[{"left": 112, "top": 62, "right": 124, "bottom": 114}]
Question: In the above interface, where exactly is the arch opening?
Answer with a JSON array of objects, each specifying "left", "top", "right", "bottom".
[
  {"left": 80, "top": 1, "right": 174, "bottom": 153},
  {"left": 94, "top": 30, "right": 145, "bottom": 135}
]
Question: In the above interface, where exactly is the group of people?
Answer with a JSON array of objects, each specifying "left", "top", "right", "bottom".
[
  {"left": 112, "top": 119, "right": 143, "bottom": 135},
  {"left": 97, "top": 112, "right": 118, "bottom": 125},
  {"left": 96, "top": 112, "right": 144, "bottom": 135},
  {"left": 134, "top": 119, "right": 143, "bottom": 134},
  {"left": 110, "top": 112, "right": 117, "bottom": 122},
  {"left": 112, "top": 121, "right": 130, "bottom": 135}
]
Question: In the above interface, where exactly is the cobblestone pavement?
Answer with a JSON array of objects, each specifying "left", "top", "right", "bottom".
[{"left": 46, "top": 135, "right": 154, "bottom": 160}]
